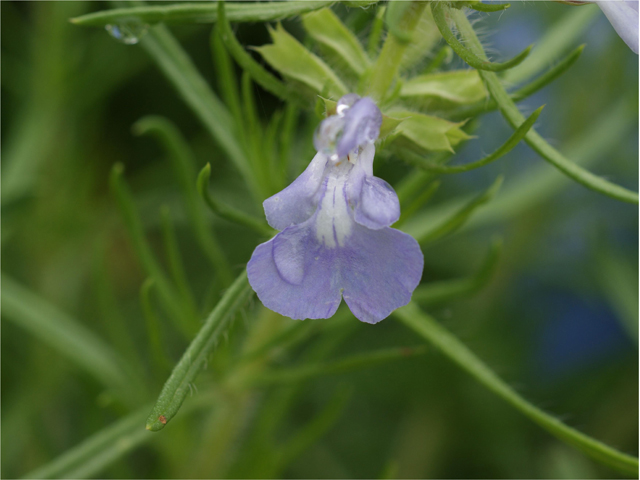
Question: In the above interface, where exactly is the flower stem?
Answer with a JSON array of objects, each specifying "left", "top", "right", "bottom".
[{"left": 365, "top": 1, "right": 427, "bottom": 103}]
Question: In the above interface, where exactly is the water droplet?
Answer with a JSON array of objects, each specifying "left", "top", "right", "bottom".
[
  {"left": 105, "top": 22, "right": 149, "bottom": 45},
  {"left": 336, "top": 93, "right": 360, "bottom": 116}
]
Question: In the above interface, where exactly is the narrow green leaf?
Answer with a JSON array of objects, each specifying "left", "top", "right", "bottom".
[
  {"left": 392, "top": 110, "right": 471, "bottom": 153},
  {"left": 405, "top": 176, "right": 503, "bottom": 244},
  {"left": 407, "top": 106, "right": 543, "bottom": 174},
  {"left": 23, "top": 393, "right": 218, "bottom": 479},
  {"left": 159, "top": 206, "right": 199, "bottom": 317},
  {"left": 450, "top": 7, "right": 639, "bottom": 204},
  {"left": 23, "top": 406, "right": 152, "bottom": 479},
  {"left": 468, "top": 1, "right": 511, "bottom": 12},
  {"left": 210, "top": 24, "right": 243, "bottom": 133},
  {"left": 254, "top": 23, "right": 348, "bottom": 98},
  {"left": 217, "top": 2, "right": 298, "bottom": 104},
  {"left": 366, "top": 5, "right": 386, "bottom": 57},
  {"left": 133, "top": 116, "right": 232, "bottom": 283},
  {"left": 400, "top": 70, "right": 487, "bottom": 106},
  {"left": 196, "top": 164, "right": 274, "bottom": 237},
  {"left": 139, "top": 25, "right": 258, "bottom": 196},
  {"left": 395, "top": 303, "right": 639, "bottom": 476},
  {"left": 431, "top": 2, "right": 532, "bottom": 72},
  {"left": 146, "top": 270, "right": 254, "bottom": 431},
  {"left": 109, "top": 164, "right": 196, "bottom": 337},
  {"left": 245, "top": 345, "right": 428, "bottom": 387},
  {"left": 302, "top": 8, "right": 371, "bottom": 76},
  {"left": 70, "top": 1, "right": 335, "bottom": 27},
  {"left": 140, "top": 278, "right": 172, "bottom": 372},
  {"left": 2, "top": 274, "right": 135, "bottom": 399},
  {"left": 450, "top": 45, "right": 585, "bottom": 120},
  {"left": 503, "top": 5, "right": 598, "bottom": 85},
  {"left": 412, "top": 238, "right": 502, "bottom": 305}
]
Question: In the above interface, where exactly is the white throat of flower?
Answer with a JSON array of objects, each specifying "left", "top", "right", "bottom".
[{"left": 314, "top": 156, "right": 356, "bottom": 248}]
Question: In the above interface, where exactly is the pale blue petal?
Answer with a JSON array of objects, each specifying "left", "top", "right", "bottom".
[
  {"left": 263, "top": 152, "right": 328, "bottom": 230},
  {"left": 336, "top": 97, "right": 382, "bottom": 159},
  {"left": 247, "top": 222, "right": 343, "bottom": 320},
  {"left": 597, "top": 1, "right": 639, "bottom": 54},
  {"left": 353, "top": 177, "right": 401, "bottom": 230},
  {"left": 346, "top": 143, "right": 400, "bottom": 229},
  {"left": 247, "top": 216, "right": 423, "bottom": 323},
  {"left": 341, "top": 226, "right": 423, "bottom": 324}
]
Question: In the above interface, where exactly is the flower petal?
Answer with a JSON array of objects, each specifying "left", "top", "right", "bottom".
[
  {"left": 347, "top": 143, "right": 400, "bottom": 229},
  {"left": 336, "top": 97, "right": 383, "bottom": 159},
  {"left": 354, "top": 177, "right": 401, "bottom": 229},
  {"left": 597, "top": 1, "right": 639, "bottom": 54},
  {"left": 247, "top": 223, "right": 342, "bottom": 320},
  {"left": 341, "top": 226, "right": 423, "bottom": 324},
  {"left": 263, "top": 152, "right": 328, "bottom": 230}
]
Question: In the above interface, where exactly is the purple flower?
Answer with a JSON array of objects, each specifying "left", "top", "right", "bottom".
[
  {"left": 596, "top": 1, "right": 639, "bottom": 54},
  {"left": 247, "top": 95, "right": 424, "bottom": 324}
]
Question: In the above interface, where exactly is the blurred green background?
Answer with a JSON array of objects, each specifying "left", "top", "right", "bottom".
[{"left": 2, "top": 1, "right": 638, "bottom": 478}]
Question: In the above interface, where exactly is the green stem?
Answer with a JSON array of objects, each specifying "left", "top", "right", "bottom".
[
  {"left": 431, "top": 2, "right": 532, "bottom": 72},
  {"left": 450, "top": 6, "right": 638, "bottom": 204},
  {"left": 366, "top": 1, "right": 427, "bottom": 102},
  {"left": 395, "top": 303, "right": 639, "bottom": 476}
]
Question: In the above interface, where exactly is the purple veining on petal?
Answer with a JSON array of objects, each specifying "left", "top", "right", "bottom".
[
  {"left": 247, "top": 216, "right": 423, "bottom": 324},
  {"left": 263, "top": 151, "right": 328, "bottom": 230},
  {"left": 596, "top": 1, "right": 639, "bottom": 54}
]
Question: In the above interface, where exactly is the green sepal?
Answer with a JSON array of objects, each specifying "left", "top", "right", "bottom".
[
  {"left": 254, "top": 24, "right": 348, "bottom": 98},
  {"left": 400, "top": 70, "right": 487, "bottom": 108},
  {"left": 302, "top": 8, "right": 371, "bottom": 77},
  {"left": 391, "top": 110, "right": 471, "bottom": 152}
]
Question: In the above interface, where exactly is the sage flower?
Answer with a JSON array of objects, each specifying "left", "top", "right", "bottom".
[
  {"left": 247, "top": 95, "right": 424, "bottom": 324},
  {"left": 596, "top": 1, "right": 639, "bottom": 54}
]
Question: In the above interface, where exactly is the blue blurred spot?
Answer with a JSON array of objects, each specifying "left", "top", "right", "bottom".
[{"left": 533, "top": 292, "right": 633, "bottom": 379}]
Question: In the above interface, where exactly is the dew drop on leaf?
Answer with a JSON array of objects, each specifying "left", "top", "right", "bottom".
[{"left": 105, "top": 22, "right": 149, "bottom": 45}]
